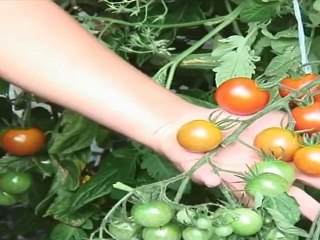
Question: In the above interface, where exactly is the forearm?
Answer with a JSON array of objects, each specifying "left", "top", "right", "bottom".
[{"left": 0, "top": 1, "right": 210, "bottom": 151}]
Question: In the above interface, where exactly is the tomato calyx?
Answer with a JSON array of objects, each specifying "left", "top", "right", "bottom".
[{"left": 208, "top": 109, "right": 241, "bottom": 131}]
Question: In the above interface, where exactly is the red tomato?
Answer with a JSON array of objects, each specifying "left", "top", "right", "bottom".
[
  {"left": 291, "top": 102, "right": 320, "bottom": 134},
  {"left": 215, "top": 77, "right": 270, "bottom": 115},
  {"left": 253, "top": 127, "right": 301, "bottom": 161},
  {"left": 1, "top": 128, "right": 46, "bottom": 156},
  {"left": 293, "top": 146, "right": 320, "bottom": 176},
  {"left": 279, "top": 74, "right": 320, "bottom": 101}
]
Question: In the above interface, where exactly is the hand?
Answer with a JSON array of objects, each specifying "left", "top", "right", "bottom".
[{"left": 155, "top": 108, "right": 320, "bottom": 221}]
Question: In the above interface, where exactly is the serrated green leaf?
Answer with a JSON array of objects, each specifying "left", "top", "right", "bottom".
[
  {"left": 140, "top": 151, "right": 189, "bottom": 191},
  {"left": 69, "top": 167, "right": 117, "bottom": 212},
  {"left": 266, "top": 208, "right": 309, "bottom": 237},
  {"left": 309, "top": 12, "right": 320, "bottom": 26},
  {"left": 45, "top": 190, "right": 97, "bottom": 226},
  {"left": 313, "top": 0, "right": 320, "bottom": 11},
  {"left": 262, "top": 193, "right": 300, "bottom": 224},
  {"left": 49, "top": 110, "right": 98, "bottom": 155},
  {"left": 240, "top": 0, "right": 278, "bottom": 23},
  {"left": 49, "top": 223, "right": 88, "bottom": 240},
  {"left": 264, "top": 47, "right": 300, "bottom": 79},
  {"left": 211, "top": 34, "right": 260, "bottom": 85},
  {"left": 271, "top": 38, "right": 299, "bottom": 54},
  {"left": 102, "top": 148, "right": 138, "bottom": 182}
]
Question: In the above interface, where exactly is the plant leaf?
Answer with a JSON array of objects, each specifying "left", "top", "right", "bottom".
[
  {"left": 49, "top": 223, "right": 88, "bottom": 240},
  {"left": 262, "top": 193, "right": 300, "bottom": 224},
  {"left": 49, "top": 110, "right": 98, "bottom": 155}
]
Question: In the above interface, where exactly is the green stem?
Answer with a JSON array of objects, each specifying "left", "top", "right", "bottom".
[
  {"left": 163, "top": 5, "right": 243, "bottom": 89},
  {"left": 173, "top": 177, "right": 191, "bottom": 203},
  {"left": 83, "top": 15, "right": 225, "bottom": 30}
]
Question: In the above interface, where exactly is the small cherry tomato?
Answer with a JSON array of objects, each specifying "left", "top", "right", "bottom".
[
  {"left": 177, "top": 120, "right": 222, "bottom": 153},
  {"left": 0, "top": 191, "right": 17, "bottom": 206},
  {"left": 214, "top": 224, "right": 233, "bottom": 237},
  {"left": 0, "top": 171, "right": 32, "bottom": 194},
  {"left": 215, "top": 77, "right": 270, "bottom": 115},
  {"left": 131, "top": 201, "right": 174, "bottom": 228},
  {"left": 0, "top": 128, "right": 45, "bottom": 156},
  {"left": 230, "top": 208, "right": 263, "bottom": 236},
  {"left": 196, "top": 217, "right": 212, "bottom": 229},
  {"left": 291, "top": 102, "right": 320, "bottom": 134},
  {"left": 182, "top": 227, "right": 211, "bottom": 240},
  {"left": 293, "top": 145, "right": 320, "bottom": 176},
  {"left": 253, "top": 127, "right": 301, "bottom": 161},
  {"left": 245, "top": 173, "right": 290, "bottom": 197},
  {"left": 251, "top": 160, "right": 296, "bottom": 185},
  {"left": 279, "top": 74, "right": 320, "bottom": 101},
  {"left": 142, "top": 223, "right": 181, "bottom": 240}
]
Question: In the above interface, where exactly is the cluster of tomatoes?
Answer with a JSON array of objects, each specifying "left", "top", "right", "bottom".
[
  {"left": 107, "top": 200, "right": 270, "bottom": 240},
  {"left": 177, "top": 74, "right": 320, "bottom": 176},
  {"left": 0, "top": 128, "right": 45, "bottom": 206}
]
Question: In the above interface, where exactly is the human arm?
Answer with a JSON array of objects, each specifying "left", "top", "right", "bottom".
[{"left": 0, "top": 0, "right": 319, "bottom": 221}]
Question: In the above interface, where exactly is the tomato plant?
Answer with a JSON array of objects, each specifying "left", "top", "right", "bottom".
[
  {"left": 0, "top": 172, "right": 32, "bottom": 194},
  {"left": 251, "top": 160, "right": 296, "bottom": 185},
  {"left": 253, "top": 127, "right": 301, "bottom": 161},
  {"left": 0, "top": 128, "right": 45, "bottom": 156},
  {"left": 177, "top": 120, "right": 222, "bottom": 153},
  {"left": 291, "top": 102, "right": 320, "bottom": 134},
  {"left": 230, "top": 208, "right": 263, "bottom": 236},
  {"left": 293, "top": 145, "right": 320, "bottom": 176},
  {"left": 142, "top": 223, "right": 181, "bottom": 240},
  {"left": 279, "top": 74, "right": 320, "bottom": 101},
  {"left": 108, "top": 219, "right": 140, "bottom": 240},
  {"left": 131, "top": 201, "right": 174, "bottom": 228},
  {"left": 215, "top": 77, "right": 270, "bottom": 115},
  {"left": 2, "top": 1, "right": 320, "bottom": 239},
  {"left": 245, "top": 172, "right": 290, "bottom": 197},
  {"left": 182, "top": 227, "right": 211, "bottom": 240},
  {"left": 0, "top": 191, "right": 17, "bottom": 206}
]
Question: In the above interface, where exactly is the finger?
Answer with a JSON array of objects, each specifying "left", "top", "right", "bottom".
[{"left": 289, "top": 186, "right": 320, "bottom": 221}]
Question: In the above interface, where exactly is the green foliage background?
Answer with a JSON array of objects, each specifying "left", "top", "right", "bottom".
[{"left": 0, "top": 0, "right": 319, "bottom": 239}]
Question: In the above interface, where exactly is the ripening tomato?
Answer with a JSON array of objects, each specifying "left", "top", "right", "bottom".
[
  {"left": 177, "top": 120, "right": 222, "bottom": 153},
  {"left": 0, "top": 128, "right": 46, "bottom": 156},
  {"left": 182, "top": 227, "right": 211, "bottom": 240},
  {"left": 251, "top": 160, "right": 296, "bottom": 185},
  {"left": 245, "top": 173, "right": 290, "bottom": 197},
  {"left": 215, "top": 77, "right": 270, "bottom": 115},
  {"left": 253, "top": 127, "right": 301, "bottom": 161},
  {"left": 0, "top": 172, "right": 32, "bottom": 194},
  {"left": 293, "top": 146, "right": 320, "bottom": 176},
  {"left": 0, "top": 191, "right": 17, "bottom": 206},
  {"left": 131, "top": 201, "right": 174, "bottom": 228},
  {"left": 279, "top": 74, "right": 320, "bottom": 101},
  {"left": 291, "top": 102, "right": 320, "bottom": 134},
  {"left": 142, "top": 223, "right": 181, "bottom": 240},
  {"left": 230, "top": 208, "right": 263, "bottom": 236}
]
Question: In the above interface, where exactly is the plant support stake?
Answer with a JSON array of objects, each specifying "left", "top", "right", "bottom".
[{"left": 293, "top": 0, "right": 312, "bottom": 74}]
